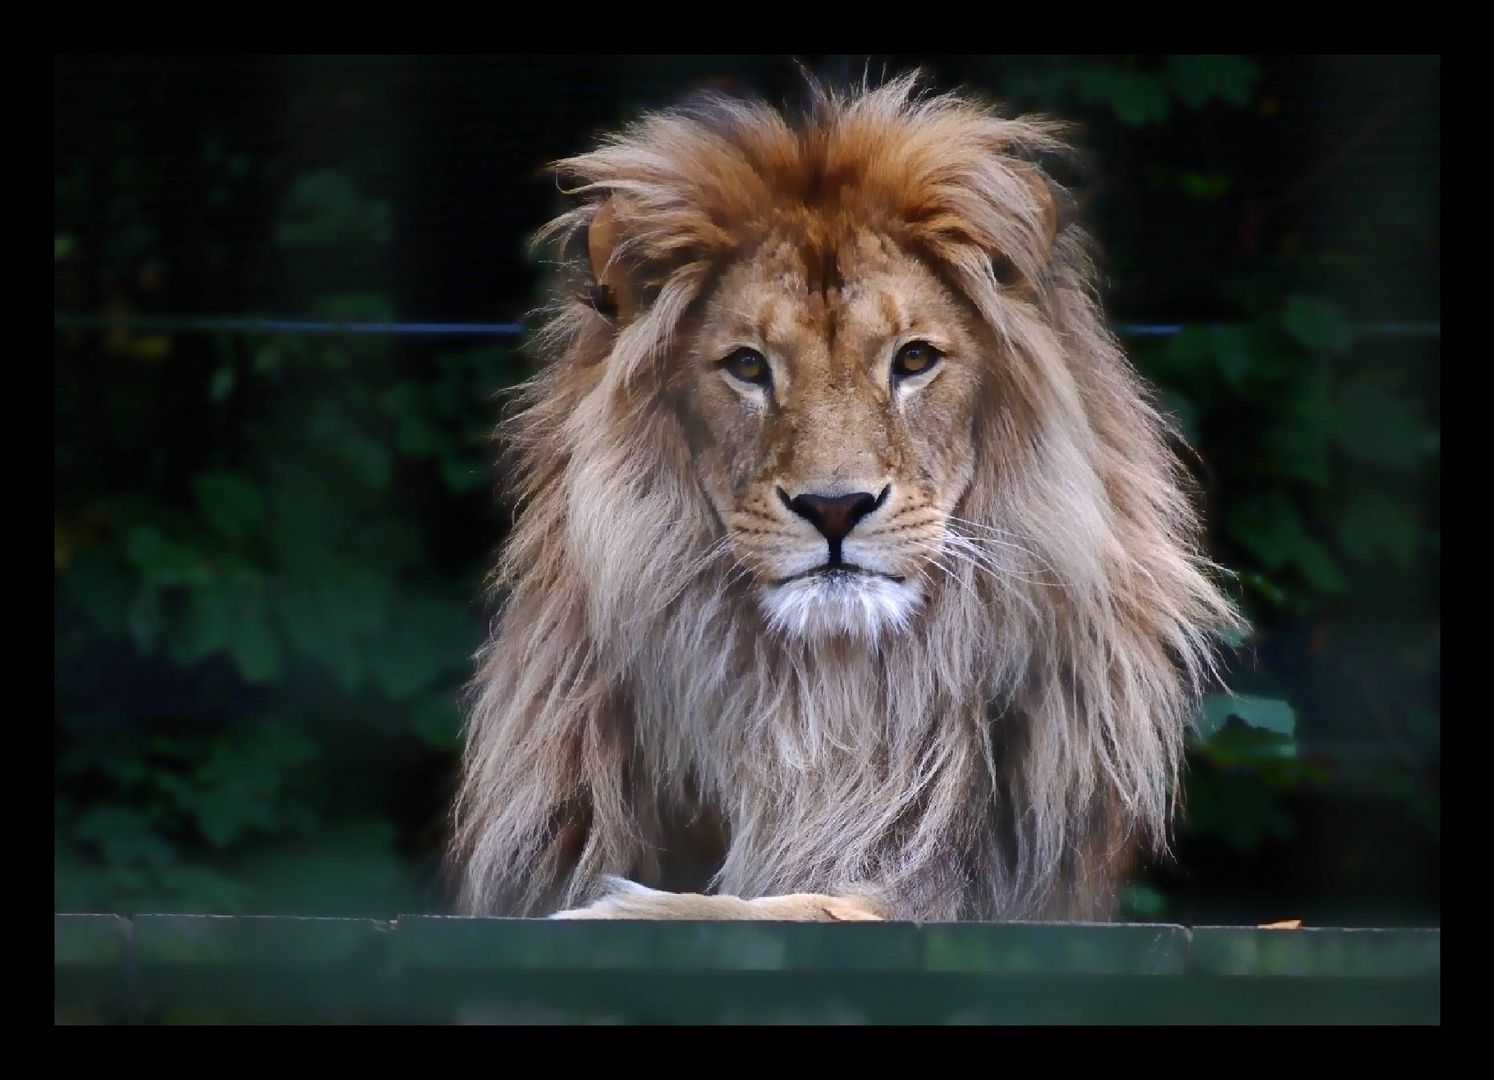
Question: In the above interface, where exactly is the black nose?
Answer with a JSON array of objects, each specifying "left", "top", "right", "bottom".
[{"left": 780, "top": 487, "right": 887, "bottom": 547}]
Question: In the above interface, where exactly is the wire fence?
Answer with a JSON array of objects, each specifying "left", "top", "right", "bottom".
[{"left": 54, "top": 314, "right": 1442, "bottom": 342}]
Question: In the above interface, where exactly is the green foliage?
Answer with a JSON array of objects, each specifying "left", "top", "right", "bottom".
[
  {"left": 275, "top": 170, "right": 393, "bottom": 250},
  {"left": 1133, "top": 280, "right": 1438, "bottom": 861},
  {"left": 56, "top": 142, "right": 529, "bottom": 915},
  {"left": 997, "top": 55, "right": 1261, "bottom": 126}
]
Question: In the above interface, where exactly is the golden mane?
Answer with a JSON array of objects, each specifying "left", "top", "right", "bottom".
[{"left": 451, "top": 74, "right": 1240, "bottom": 921}]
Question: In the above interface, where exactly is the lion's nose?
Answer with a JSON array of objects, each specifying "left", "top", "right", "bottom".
[{"left": 778, "top": 487, "right": 888, "bottom": 546}]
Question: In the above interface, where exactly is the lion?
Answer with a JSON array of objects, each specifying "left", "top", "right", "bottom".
[{"left": 450, "top": 74, "right": 1240, "bottom": 923}]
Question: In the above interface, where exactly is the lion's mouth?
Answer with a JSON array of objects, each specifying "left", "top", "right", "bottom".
[{"left": 774, "top": 564, "right": 906, "bottom": 587}]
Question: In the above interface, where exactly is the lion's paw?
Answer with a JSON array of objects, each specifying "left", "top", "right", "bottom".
[{"left": 549, "top": 877, "right": 671, "bottom": 920}]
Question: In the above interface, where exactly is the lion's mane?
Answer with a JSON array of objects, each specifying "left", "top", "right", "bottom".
[{"left": 451, "top": 75, "right": 1239, "bottom": 921}]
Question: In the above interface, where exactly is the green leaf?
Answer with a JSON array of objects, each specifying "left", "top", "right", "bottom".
[
  {"left": 1198, "top": 693, "right": 1297, "bottom": 740},
  {"left": 273, "top": 571, "right": 393, "bottom": 691},
  {"left": 1337, "top": 490, "right": 1420, "bottom": 566},
  {"left": 1205, "top": 325, "right": 1256, "bottom": 388},
  {"left": 1183, "top": 770, "right": 1295, "bottom": 852},
  {"left": 1332, "top": 377, "right": 1425, "bottom": 468},
  {"left": 125, "top": 526, "right": 215, "bottom": 589},
  {"left": 72, "top": 806, "right": 177, "bottom": 869},
  {"left": 439, "top": 452, "right": 489, "bottom": 493},
  {"left": 127, "top": 587, "right": 164, "bottom": 651},
  {"left": 1165, "top": 55, "right": 1260, "bottom": 109},
  {"left": 365, "top": 592, "right": 477, "bottom": 701},
  {"left": 155, "top": 865, "right": 253, "bottom": 912},
  {"left": 169, "top": 723, "right": 317, "bottom": 849},
  {"left": 1226, "top": 493, "right": 1343, "bottom": 592},
  {"left": 311, "top": 291, "right": 397, "bottom": 323},
  {"left": 193, "top": 471, "right": 265, "bottom": 543},
  {"left": 275, "top": 171, "right": 393, "bottom": 250},
  {"left": 1226, "top": 492, "right": 1304, "bottom": 572},
  {"left": 1119, "top": 884, "right": 1167, "bottom": 919},
  {"left": 1262, "top": 415, "right": 1332, "bottom": 488},
  {"left": 1180, "top": 172, "right": 1230, "bottom": 200},
  {"left": 209, "top": 365, "right": 236, "bottom": 402},
  {"left": 1292, "top": 537, "right": 1346, "bottom": 593},
  {"left": 225, "top": 818, "right": 424, "bottom": 917},
  {"left": 1282, "top": 294, "right": 1355, "bottom": 354},
  {"left": 1069, "top": 64, "right": 1171, "bottom": 125},
  {"left": 413, "top": 697, "right": 464, "bottom": 750},
  {"left": 253, "top": 345, "right": 283, "bottom": 374},
  {"left": 382, "top": 383, "right": 454, "bottom": 459},
  {"left": 173, "top": 576, "right": 283, "bottom": 683},
  {"left": 1106, "top": 72, "right": 1171, "bottom": 125}
]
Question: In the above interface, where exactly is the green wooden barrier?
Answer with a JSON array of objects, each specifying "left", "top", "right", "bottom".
[{"left": 54, "top": 915, "right": 1440, "bottom": 1024}]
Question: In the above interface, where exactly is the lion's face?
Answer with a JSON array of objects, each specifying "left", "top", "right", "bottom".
[{"left": 675, "top": 227, "right": 986, "bottom": 642}]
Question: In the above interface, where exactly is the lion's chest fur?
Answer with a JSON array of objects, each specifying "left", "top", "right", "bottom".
[{"left": 622, "top": 607, "right": 998, "bottom": 910}]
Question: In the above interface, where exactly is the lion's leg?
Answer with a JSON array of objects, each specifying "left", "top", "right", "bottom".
[{"left": 550, "top": 877, "right": 887, "bottom": 921}]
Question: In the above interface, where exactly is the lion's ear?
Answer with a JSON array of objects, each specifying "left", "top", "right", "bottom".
[
  {"left": 991, "top": 162, "right": 1066, "bottom": 292},
  {"left": 586, "top": 198, "right": 641, "bottom": 324},
  {"left": 1023, "top": 164, "right": 1061, "bottom": 261}
]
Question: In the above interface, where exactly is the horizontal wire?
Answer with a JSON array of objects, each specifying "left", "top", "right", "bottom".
[{"left": 52, "top": 312, "right": 1441, "bottom": 341}]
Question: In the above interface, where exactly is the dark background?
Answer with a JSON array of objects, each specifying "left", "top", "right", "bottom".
[{"left": 54, "top": 55, "right": 1439, "bottom": 926}]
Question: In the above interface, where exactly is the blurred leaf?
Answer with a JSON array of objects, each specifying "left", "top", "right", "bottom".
[
  {"left": 1184, "top": 770, "right": 1295, "bottom": 852},
  {"left": 1333, "top": 377, "right": 1425, "bottom": 467},
  {"left": 1262, "top": 415, "right": 1332, "bottom": 488},
  {"left": 155, "top": 865, "right": 254, "bottom": 912},
  {"left": 125, "top": 526, "right": 214, "bottom": 589},
  {"left": 127, "top": 587, "right": 164, "bottom": 651},
  {"left": 1292, "top": 537, "right": 1347, "bottom": 593},
  {"left": 209, "top": 365, "right": 236, "bottom": 402},
  {"left": 275, "top": 171, "right": 392, "bottom": 250},
  {"left": 227, "top": 818, "right": 424, "bottom": 917},
  {"left": 365, "top": 591, "right": 478, "bottom": 701},
  {"left": 181, "top": 723, "right": 317, "bottom": 847},
  {"left": 1336, "top": 490, "right": 1420, "bottom": 566},
  {"left": 252, "top": 345, "right": 283, "bottom": 374},
  {"left": 312, "top": 291, "right": 397, "bottom": 323},
  {"left": 1073, "top": 66, "right": 1171, "bottom": 125},
  {"left": 193, "top": 471, "right": 264, "bottom": 543},
  {"left": 73, "top": 806, "right": 176, "bottom": 869},
  {"left": 1206, "top": 325, "right": 1256, "bottom": 388},
  {"left": 1226, "top": 492, "right": 1305, "bottom": 572},
  {"left": 1119, "top": 884, "right": 1167, "bottom": 919},
  {"left": 1180, "top": 171, "right": 1230, "bottom": 200},
  {"left": 1198, "top": 693, "right": 1297, "bottom": 741},
  {"left": 413, "top": 696, "right": 464, "bottom": 750},
  {"left": 1226, "top": 493, "right": 1344, "bottom": 593},
  {"left": 440, "top": 452, "right": 489, "bottom": 494},
  {"left": 1282, "top": 294, "right": 1355, "bottom": 354},
  {"left": 172, "top": 576, "right": 283, "bottom": 683},
  {"left": 382, "top": 383, "right": 455, "bottom": 459},
  {"left": 1165, "top": 55, "right": 1260, "bottom": 108},
  {"left": 273, "top": 569, "right": 394, "bottom": 692}
]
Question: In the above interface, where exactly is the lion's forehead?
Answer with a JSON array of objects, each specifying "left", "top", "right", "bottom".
[{"left": 714, "top": 230, "right": 949, "bottom": 374}]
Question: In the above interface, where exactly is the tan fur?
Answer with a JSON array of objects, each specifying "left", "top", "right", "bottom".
[
  {"left": 450, "top": 74, "right": 1241, "bottom": 922},
  {"left": 550, "top": 878, "right": 887, "bottom": 921}
]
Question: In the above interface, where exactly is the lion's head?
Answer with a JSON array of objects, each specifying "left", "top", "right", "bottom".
[
  {"left": 675, "top": 228, "right": 996, "bottom": 642},
  {"left": 454, "top": 75, "right": 1240, "bottom": 921}
]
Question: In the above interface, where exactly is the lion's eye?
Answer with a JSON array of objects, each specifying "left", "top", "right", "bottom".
[
  {"left": 892, "top": 341, "right": 942, "bottom": 382},
  {"left": 722, "top": 348, "right": 771, "bottom": 387}
]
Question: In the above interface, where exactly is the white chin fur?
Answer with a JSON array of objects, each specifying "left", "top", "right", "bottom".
[{"left": 761, "top": 572, "right": 923, "bottom": 643}]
